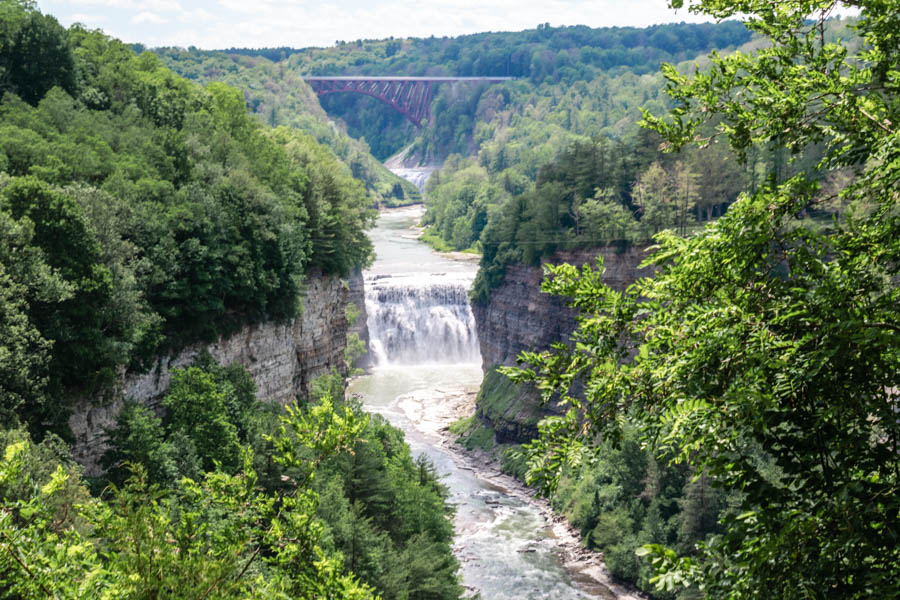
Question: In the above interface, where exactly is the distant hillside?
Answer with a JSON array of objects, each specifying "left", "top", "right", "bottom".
[
  {"left": 157, "top": 22, "right": 751, "bottom": 163},
  {"left": 154, "top": 48, "right": 421, "bottom": 207},
  {"left": 257, "top": 21, "right": 753, "bottom": 160}
]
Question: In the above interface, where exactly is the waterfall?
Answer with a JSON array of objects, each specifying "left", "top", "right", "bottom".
[
  {"left": 391, "top": 167, "right": 436, "bottom": 192},
  {"left": 365, "top": 274, "right": 480, "bottom": 365}
]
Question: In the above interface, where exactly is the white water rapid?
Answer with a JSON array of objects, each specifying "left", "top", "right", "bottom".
[{"left": 350, "top": 202, "right": 635, "bottom": 600}]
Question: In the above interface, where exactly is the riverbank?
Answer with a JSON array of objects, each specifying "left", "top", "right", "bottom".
[
  {"left": 383, "top": 203, "right": 482, "bottom": 263},
  {"left": 358, "top": 200, "right": 636, "bottom": 599},
  {"left": 390, "top": 383, "right": 646, "bottom": 600}
]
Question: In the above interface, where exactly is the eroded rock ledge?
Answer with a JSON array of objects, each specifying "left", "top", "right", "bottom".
[
  {"left": 470, "top": 247, "right": 649, "bottom": 443},
  {"left": 70, "top": 272, "right": 350, "bottom": 474}
]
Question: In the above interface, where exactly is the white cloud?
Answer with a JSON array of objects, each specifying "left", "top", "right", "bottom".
[
  {"left": 143, "top": 0, "right": 185, "bottom": 13},
  {"left": 131, "top": 10, "right": 168, "bottom": 24},
  {"left": 68, "top": 12, "right": 108, "bottom": 23},
  {"left": 177, "top": 7, "right": 213, "bottom": 23},
  {"left": 215, "top": 0, "right": 260, "bottom": 14},
  {"left": 64, "top": 0, "right": 138, "bottom": 8},
  {"left": 39, "top": 0, "right": 861, "bottom": 50}
]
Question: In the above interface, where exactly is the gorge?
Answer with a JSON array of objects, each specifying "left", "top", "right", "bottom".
[
  {"left": 4, "top": 5, "right": 895, "bottom": 598},
  {"left": 349, "top": 204, "right": 639, "bottom": 599},
  {"left": 62, "top": 188, "right": 644, "bottom": 598}
]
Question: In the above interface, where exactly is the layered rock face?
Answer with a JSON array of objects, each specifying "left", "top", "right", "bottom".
[
  {"left": 347, "top": 267, "right": 372, "bottom": 369},
  {"left": 70, "top": 273, "right": 349, "bottom": 474},
  {"left": 471, "top": 247, "right": 648, "bottom": 442}
]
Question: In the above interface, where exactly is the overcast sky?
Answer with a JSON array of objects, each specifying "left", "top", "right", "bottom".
[{"left": 37, "top": 0, "right": 730, "bottom": 50}]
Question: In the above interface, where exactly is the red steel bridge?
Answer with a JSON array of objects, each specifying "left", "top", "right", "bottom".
[{"left": 302, "top": 76, "right": 514, "bottom": 127}]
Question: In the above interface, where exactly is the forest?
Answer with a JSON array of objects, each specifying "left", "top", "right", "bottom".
[
  {"left": 1, "top": 0, "right": 898, "bottom": 598},
  {"left": 0, "top": 1, "right": 460, "bottom": 597},
  {"left": 499, "top": 2, "right": 900, "bottom": 599},
  {"left": 0, "top": 1, "right": 380, "bottom": 437}
]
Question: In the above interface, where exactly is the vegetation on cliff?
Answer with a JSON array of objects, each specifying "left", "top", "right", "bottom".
[
  {"left": 0, "top": 0, "right": 375, "bottom": 438},
  {"left": 505, "top": 1, "right": 900, "bottom": 598}
]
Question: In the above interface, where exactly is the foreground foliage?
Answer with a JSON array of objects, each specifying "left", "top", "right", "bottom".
[
  {"left": 2, "top": 363, "right": 462, "bottom": 600},
  {"left": 506, "top": 1, "right": 900, "bottom": 597},
  {"left": 1, "top": 396, "right": 374, "bottom": 599}
]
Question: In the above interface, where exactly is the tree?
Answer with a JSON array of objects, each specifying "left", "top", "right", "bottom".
[
  {"left": 2, "top": 177, "right": 124, "bottom": 397},
  {"left": 161, "top": 367, "right": 242, "bottom": 473},
  {"left": 0, "top": 207, "right": 69, "bottom": 427},
  {"left": 101, "top": 402, "right": 178, "bottom": 487},
  {"left": 687, "top": 139, "right": 745, "bottom": 221},
  {"left": 0, "top": 4, "right": 76, "bottom": 105},
  {"left": 670, "top": 161, "right": 698, "bottom": 235},
  {"left": 576, "top": 187, "right": 638, "bottom": 245},
  {"left": 507, "top": 2, "right": 900, "bottom": 598},
  {"left": 633, "top": 161, "right": 674, "bottom": 235}
]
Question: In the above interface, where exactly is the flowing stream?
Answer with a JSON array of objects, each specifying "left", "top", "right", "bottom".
[{"left": 348, "top": 204, "right": 630, "bottom": 599}]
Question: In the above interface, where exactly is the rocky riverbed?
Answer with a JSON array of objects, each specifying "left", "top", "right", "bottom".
[{"left": 384, "top": 381, "right": 645, "bottom": 600}]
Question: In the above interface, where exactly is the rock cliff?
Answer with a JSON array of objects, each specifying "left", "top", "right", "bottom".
[
  {"left": 70, "top": 272, "right": 350, "bottom": 474},
  {"left": 471, "top": 247, "right": 648, "bottom": 443},
  {"left": 348, "top": 267, "right": 372, "bottom": 369}
]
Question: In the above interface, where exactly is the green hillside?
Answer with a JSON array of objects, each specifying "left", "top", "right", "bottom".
[
  {"left": 0, "top": 13, "right": 378, "bottom": 435},
  {"left": 153, "top": 47, "right": 421, "bottom": 207}
]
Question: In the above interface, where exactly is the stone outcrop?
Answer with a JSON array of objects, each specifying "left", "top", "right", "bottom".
[
  {"left": 347, "top": 267, "right": 372, "bottom": 369},
  {"left": 69, "top": 272, "right": 350, "bottom": 474},
  {"left": 471, "top": 247, "right": 649, "bottom": 443}
]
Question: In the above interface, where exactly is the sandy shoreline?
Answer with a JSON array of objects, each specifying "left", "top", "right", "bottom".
[{"left": 392, "top": 384, "right": 646, "bottom": 600}]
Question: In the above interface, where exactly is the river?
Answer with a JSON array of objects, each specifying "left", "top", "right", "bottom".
[{"left": 348, "top": 206, "right": 634, "bottom": 600}]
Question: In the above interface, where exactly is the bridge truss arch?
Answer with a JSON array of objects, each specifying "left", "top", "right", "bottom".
[{"left": 302, "top": 76, "right": 514, "bottom": 128}]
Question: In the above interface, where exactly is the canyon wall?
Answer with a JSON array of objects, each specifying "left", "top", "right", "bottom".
[
  {"left": 70, "top": 272, "right": 350, "bottom": 474},
  {"left": 348, "top": 267, "right": 372, "bottom": 369},
  {"left": 471, "top": 247, "right": 649, "bottom": 443}
]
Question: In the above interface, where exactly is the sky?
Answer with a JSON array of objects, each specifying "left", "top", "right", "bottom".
[{"left": 37, "top": 0, "right": 725, "bottom": 50}]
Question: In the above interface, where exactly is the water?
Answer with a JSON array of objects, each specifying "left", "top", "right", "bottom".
[
  {"left": 366, "top": 279, "right": 479, "bottom": 365},
  {"left": 349, "top": 205, "right": 625, "bottom": 599},
  {"left": 390, "top": 166, "right": 438, "bottom": 191}
]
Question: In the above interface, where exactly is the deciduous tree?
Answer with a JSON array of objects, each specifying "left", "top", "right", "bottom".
[{"left": 508, "top": 2, "right": 900, "bottom": 597}]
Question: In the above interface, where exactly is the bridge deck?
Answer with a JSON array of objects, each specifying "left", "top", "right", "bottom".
[
  {"left": 303, "top": 76, "right": 514, "bottom": 127},
  {"left": 301, "top": 76, "right": 515, "bottom": 81}
]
